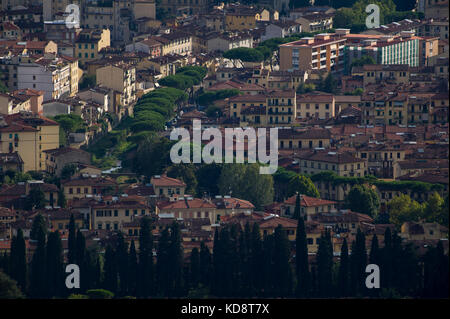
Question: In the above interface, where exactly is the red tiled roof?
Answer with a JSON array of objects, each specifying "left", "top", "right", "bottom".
[
  {"left": 283, "top": 194, "right": 336, "bottom": 207},
  {"left": 151, "top": 175, "right": 186, "bottom": 187}
]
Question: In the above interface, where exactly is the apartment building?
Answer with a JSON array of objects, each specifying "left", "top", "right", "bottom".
[
  {"left": 361, "top": 90, "right": 409, "bottom": 125},
  {"left": 151, "top": 174, "right": 186, "bottom": 197},
  {"left": 417, "top": 18, "right": 449, "bottom": 41},
  {"left": 74, "top": 29, "right": 111, "bottom": 63},
  {"left": 96, "top": 63, "right": 136, "bottom": 108},
  {"left": 266, "top": 90, "right": 296, "bottom": 125},
  {"left": 296, "top": 150, "right": 368, "bottom": 177},
  {"left": 0, "top": 112, "right": 59, "bottom": 172},
  {"left": 206, "top": 31, "right": 253, "bottom": 52},
  {"left": 361, "top": 64, "right": 410, "bottom": 87},
  {"left": 278, "top": 128, "right": 331, "bottom": 150},
  {"left": 295, "top": 12, "right": 334, "bottom": 33},
  {"left": 156, "top": 197, "right": 217, "bottom": 224},
  {"left": 355, "top": 142, "right": 409, "bottom": 178},
  {"left": 296, "top": 92, "right": 335, "bottom": 119},
  {"left": 225, "top": 10, "right": 258, "bottom": 31},
  {"left": 92, "top": 198, "right": 152, "bottom": 231},
  {"left": 150, "top": 31, "right": 192, "bottom": 56},
  {"left": 261, "top": 21, "right": 302, "bottom": 41},
  {"left": 279, "top": 32, "right": 346, "bottom": 72},
  {"left": 17, "top": 54, "right": 79, "bottom": 101},
  {"left": 125, "top": 38, "right": 162, "bottom": 57},
  {"left": 280, "top": 194, "right": 337, "bottom": 220},
  {"left": 344, "top": 31, "right": 420, "bottom": 68},
  {"left": 0, "top": 92, "right": 31, "bottom": 114},
  {"left": 44, "top": 147, "right": 91, "bottom": 176},
  {"left": 62, "top": 176, "right": 118, "bottom": 200}
]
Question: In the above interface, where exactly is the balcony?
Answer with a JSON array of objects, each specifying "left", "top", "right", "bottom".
[{"left": 268, "top": 109, "right": 293, "bottom": 115}]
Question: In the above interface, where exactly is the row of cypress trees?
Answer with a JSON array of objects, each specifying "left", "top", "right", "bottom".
[{"left": 0, "top": 202, "right": 448, "bottom": 298}]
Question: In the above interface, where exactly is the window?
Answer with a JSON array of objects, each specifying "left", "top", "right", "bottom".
[
  {"left": 114, "top": 210, "right": 118, "bottom": 217},
  {"left": 125, "top": 210, "right": 129, "bottom": 216}
]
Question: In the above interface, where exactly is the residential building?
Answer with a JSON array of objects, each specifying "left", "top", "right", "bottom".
[
  {"left": 279, "top": 32, "right": 346, "bottom": 72},
  {"left": 296, "top": 91, "right": 335, "bottom": 119},
  {"left": 17, "top": 54, "right": 79, "bottom": 101},
  {"left": 278, "top": 128, "right": 331, "bottom": 149},
  {"left": 344, "top": 31, "right": 420, "bottom": 68},
  {"left": 261, "top": 21, "right": 301, "bottom": 41},
  {"left": 280, "top": 194, "right": 337, "bottom": 220},
  {"left": 151, "top": 174, "right": 186, "bottom": 198},
  {"left": 62, "top": 176, "right": 118, "bottom": 200},
  {"left": 295, "top": 150, "right": 368, "bottom": 177},
  {"left": 96, "top": 62, "right": 136, "bottom": 109},
  {"left": 156, "top": 197, "right": 217, "bottom": 224},
  {"left": 125, "top": 38, "right": 162, "bottom": 57},
  {"left": 149, "top": 31, "right": 192, "bottom": 56},
  {"left": 206, "top": 31, "right": 253, "bottom": 53},
  {"left": 44, "top": 147, "right": 92, "bottom": 176},
  {"left": 92, "top": 197, "right": 152, "bottom": 231},
  {"left": 295, "top": 12, "right": 334, "bottom": 33},
  {"left": 0, "top": 112, "right": 59, "bottom": 172},
  {"left": 74, "top": 29, "right": 111, "bottom": 63}
]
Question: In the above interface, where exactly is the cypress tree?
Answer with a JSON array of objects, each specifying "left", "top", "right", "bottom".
[
  {"left": 189, "top": 247, "right": 200, "bottom": 289},
  {"left": 46, "top": 231, "right": 64, "bottom": 298},
  {"left": 261, "top": 232, "right": 274, "bottom": 297},
  {"left": 435, "top": 241, "right": 449, "bottom": 298},
  {"left": 219, "top": 227, "right": 233, "bottom": 297},
  {"left": 128, "top": 240, "right": 138, "bottom": 296},
  {"left": 29, "top": 219, "right": 47, "bottom": 298},
  {"left": 338, "top": 238, "right": 349, "bottom": 297},
  {"left": 239, "top": 222, "right": 252, "bottom": 297},
  {"left": 350, "top": 229, "right": 367, "bottom": 296},
  {"left": 211, "top": 228, "right": 220, "bottom": 296},
  {"left": 199, "top": 241, "right": 211, "bottom": 288},
  {"left": 10, "top": 229, "right": 27, "bottom": 292},
  {"left": 68, "top": 214, "right": 77, "bottom": 264},
  {"left": 369, "top": 234, "right": 380, "bottom": 265},
  {"left": 138, "top": 216, "right": 154, "bottom": 298},
  {"left": 116, "top": 233, "right": 129, "bottom": 296},
  {"left": 228, "top": 224, "right": 240, "bottom": 297},
  {"left": 250, "top": 222, "right": 263, "bottom": 296},
  {"left": 156, "top": 227, "right": 170, "bottom": 296},
  {"left": 273, "top": 225, "right": 292, "bottom": 297},
  {"left": 381, "top": 227, "right": 392, "bottom": 289},
  {"left": 169, "top": 222, "right": 184, "bottom": 297},
  {"left": 75, "top": 230, "right": 88, "bottom": 291},
  {"left": 75, "top": 229, "right": 86, "bottom": 266},
  {"left": 103, "top": 244, "right": 117, "bottom": 293},
  {"left": 293, "top": 193, "right": 301, "bottom": 220},
  {"left": 295, "top": 217, "right": 310, "bottom": 297},
  {"left": 30, "top": 213, "right": 47, "bottom": 240},
  {"left": 317, "top": 230, "right": 333, "bottom": 297}
]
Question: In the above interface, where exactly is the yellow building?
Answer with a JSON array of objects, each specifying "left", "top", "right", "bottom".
[
  {"left": 75, "top": 29, "right": 111, "bottom": 64},
  {"left": 296, "top": 150, "right": 368, "bottom": 177},
  {"left": 0, "top": 112, "right": 59, "bottom": 172},
  {"left": 92, "top": 200, "right": 152, "bottom": 231},
  {"left": 156, "top": 197, "right": 217, "bottom": 224},
  {"left": 151, "top": 174, "right": 186, "bottom": 197},
  {"left": 362, "top": 64, "right": 410, "bottom": 87},
  {"left": 62, "top": 176, "right": 118, "bottom": 200},
  {"left": 228, "top": 90, "right": 296, "bottom": 126},
  {"left": 296, "top": 92, "right": 335, "bottom": 119},
  {"left": 280, "top": 194, "right": 337, "bottom": 220},
  {"left": 278, "top": 128, "right": 331, "bottom": 150},
  {"left": 225, "top": 11, "right": 258, "bottom": 31}
]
